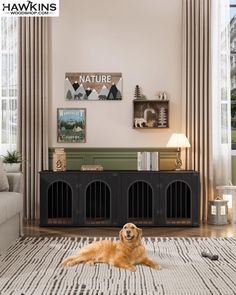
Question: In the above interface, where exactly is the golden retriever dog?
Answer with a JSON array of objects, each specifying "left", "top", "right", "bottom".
[{"left": 62, "top": 223, "right": 161, "bottom": 272}]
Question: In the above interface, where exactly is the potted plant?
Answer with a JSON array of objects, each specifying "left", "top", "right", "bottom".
[{"left": 1, "top": 150, "right": 22, "bottom": 172}]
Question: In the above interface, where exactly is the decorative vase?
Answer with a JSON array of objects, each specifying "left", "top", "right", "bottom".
[
  {"left": 3, "top": 163, "right": 21, "bottom": 172},
  {"left": 53, "top": 148, "right": 66, "bottom": 171}
]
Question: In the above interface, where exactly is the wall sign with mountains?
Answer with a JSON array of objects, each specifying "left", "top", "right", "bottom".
[{"left": 65, "top": 72, "right": 122, "bottom": 101}]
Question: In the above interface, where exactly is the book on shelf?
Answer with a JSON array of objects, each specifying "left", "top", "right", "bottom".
[
  {"left": 151, "top": 152, "right": 160, "bottom": 171},
  {"left": 137, "top": 152, "right": 160, "bottom": 171}
]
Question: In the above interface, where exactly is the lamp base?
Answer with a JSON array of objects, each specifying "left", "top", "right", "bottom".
[{"left": 175, "top": 149, "right": 182, "bottom": 170}]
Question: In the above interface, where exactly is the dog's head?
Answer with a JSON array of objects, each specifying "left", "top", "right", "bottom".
[{"left": 119, "top": 223, "right": 142, "bottom": 244}]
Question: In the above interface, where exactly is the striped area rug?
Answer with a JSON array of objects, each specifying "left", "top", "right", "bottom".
[{"left": 0, "top": 237, "right": 236, "bottom": 295}]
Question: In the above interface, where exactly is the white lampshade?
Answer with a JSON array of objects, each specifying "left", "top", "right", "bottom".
[{"left": 167, "top": 133, "right": 191, "bottom": 148}]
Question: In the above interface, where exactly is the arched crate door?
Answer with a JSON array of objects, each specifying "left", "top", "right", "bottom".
[
  {"left": 47, "top": 181, "right": 73, "bottom": 225},
  {"left": 165, "top": 180, "right": 192, "bottom": 225},
  {"left": 85, "top": 180, "right": 111, "bottom": 225},
  {"left": 127, "top": 180, "right": 153, "bottom": 225}
]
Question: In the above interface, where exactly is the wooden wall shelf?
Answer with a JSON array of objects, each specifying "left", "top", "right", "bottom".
[{"left": 133, "top": 100, "right": 169, "bottom": 129}]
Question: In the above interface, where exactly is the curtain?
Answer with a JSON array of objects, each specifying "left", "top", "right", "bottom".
[
  {"left": 0, "top": 18, "right": 17, "bottom": 155},
  {"left": 18, "top": 18, "right": 49, "bottom": 219},
  {"left": 211, "top": 0, "right": 231, "bottom": 187},
  {"left": 182, "top": 0, "right": 231, "bottom": 222}
]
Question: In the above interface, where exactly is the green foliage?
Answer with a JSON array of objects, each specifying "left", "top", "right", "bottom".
[
  {"left": 1, "top": 150, "right": 22, "bottom": 163},
  {"left": 231, "top": 88, "right": 236, "bottom": 101},
  {"left": 232, "top": 129, "right": 236, "bottom": 144},
  {"left": 232, "top": 88, "right": 236, "bottom": 129}
]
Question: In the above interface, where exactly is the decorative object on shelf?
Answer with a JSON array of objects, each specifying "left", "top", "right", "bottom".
[
  {"left": 134, "top": 85, "right": 146, "bottom": 100},
  {"left": 216, "top": 184, "right": 236, "bottom": 223},
  {"left": 208, "top": 197, "right": 228, "bottom": 225},
  {"left": 134, "top": 117, "right": 147, "bottom": 128},
  {"left": 80, "top": 165, "right": 103, "bottom": 171},
  {"left": 158, "top": 106, "right": 167, "bottom": 127},
  {"left": 134, "top": 85, "right": 141, "bottom": 99},
  {"left": 65, "top": 72, "right": 122, "bottom": 100},
  {"left": 162, "top": 92, "right": 168, "bottom": 100},
  {"left": 155, "top": 91, "right": 168, "bottom": 100},
  {"left": 133, "top": 100, "right": 169, "bottom": 129},
  {"left": 53, "top": 148, "right": 66, "bottom": 171},
  {"left": 57, "top": 108, "right": 86, "bottom": 143},
  {"left": 166, "top": 133, "right": 191, "bottom": 170},
  {"left": 137, "top": 152, "right": 159, "bottom": 171},
  {"left": 1, "top": 150, "right": 22, "bottom": 172}
]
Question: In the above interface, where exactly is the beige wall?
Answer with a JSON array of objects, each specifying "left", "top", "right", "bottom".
[{"left": 49, "top": 0, "right": 183, "bottom": 147}]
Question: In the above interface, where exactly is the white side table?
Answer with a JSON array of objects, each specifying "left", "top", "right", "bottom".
[{"left": 216, "top": 185, "right": 236, "bottom": 223}]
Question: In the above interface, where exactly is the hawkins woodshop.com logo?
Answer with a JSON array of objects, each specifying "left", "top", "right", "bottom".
[{"left": 0, "top": 0, "right": 59, "bottom": 17}]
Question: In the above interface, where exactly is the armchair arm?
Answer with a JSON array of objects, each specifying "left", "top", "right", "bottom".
[{"left": 6, "top": 173, "right": 23, "bottom": 193}]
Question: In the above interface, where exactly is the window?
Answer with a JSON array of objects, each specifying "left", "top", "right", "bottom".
[
  {"left": 0, "top": 18, "right": 17, "bottom": 155},
  {"left": 231, "top": 1, "right": 236, "bottom": 148}
]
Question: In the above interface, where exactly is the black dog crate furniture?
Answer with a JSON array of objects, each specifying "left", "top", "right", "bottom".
[{"left": 40, "top": 170, "right": 200, "bottom": 227}]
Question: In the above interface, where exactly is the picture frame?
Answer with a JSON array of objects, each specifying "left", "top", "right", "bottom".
[
  {"left": 133, "top": 100, "right": 169, "bottom": 129},
  {"left": 65, "top": 72, "right": 122, "bottom": 101},
  {"left": 57, "top": 108, "right": 86, "bottom": 143}
]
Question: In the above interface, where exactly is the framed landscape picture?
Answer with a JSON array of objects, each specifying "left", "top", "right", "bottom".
[
  {"left": 57, "top": 108, "right": 86, "bottom": 143},
  {"left": 133, "top": 100, "right": 169, "bottom": 129},
  {"left": 65, "top": 72, "right": 122, "bottom": 100}
]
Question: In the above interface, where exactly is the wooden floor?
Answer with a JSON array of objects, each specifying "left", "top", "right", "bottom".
[{"left": 24, "top": 220, "right": 236, "bottom": 238}]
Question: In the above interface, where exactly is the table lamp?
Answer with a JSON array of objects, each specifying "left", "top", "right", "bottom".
[{"left": 166, "top": 133, "right": 191, "bottom": 170}]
